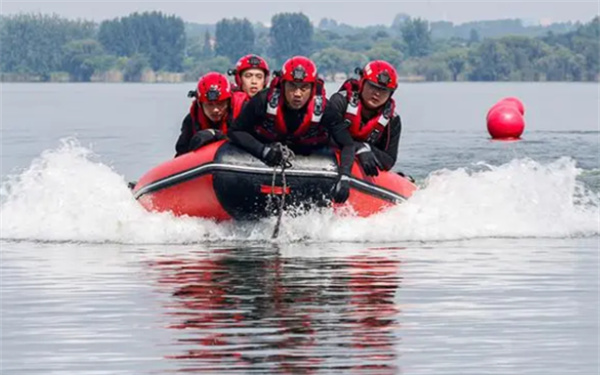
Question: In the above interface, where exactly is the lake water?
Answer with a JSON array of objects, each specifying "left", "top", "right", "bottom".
[{"left": 1, "top": 82, "right": 599, "bottom": 374}]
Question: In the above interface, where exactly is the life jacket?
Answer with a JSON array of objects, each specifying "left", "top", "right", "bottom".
[
  {"left": 231, "top": 91, "right": 248, "bottom": 118},
  {"left": 254, "top": 76, "right": 328, "bottom": 146},
  {"left": 339, "top": 79, "right": 396, "bottom": 144},
  {"left": 188, "top": 91, "right": 247, "bottom": 135}
]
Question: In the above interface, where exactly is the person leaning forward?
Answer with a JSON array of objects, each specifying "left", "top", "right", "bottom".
[
  {"left": 227, "top": 56, "right": 329, "bottom": 167},
  {"left": 174, "top": 72, "right": 246, "bottom": 157},
  {"left": 321, "top": 60, "right": 403, "bottom": 203}
]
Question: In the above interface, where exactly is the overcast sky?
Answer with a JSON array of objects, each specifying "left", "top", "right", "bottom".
[{"left": 2, "top": 1, "right": 598, "bottom": 26}]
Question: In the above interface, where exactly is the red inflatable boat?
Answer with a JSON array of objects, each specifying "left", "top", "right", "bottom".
[{"left": 132, "top": 141, "right": 416, "bottom": 220}]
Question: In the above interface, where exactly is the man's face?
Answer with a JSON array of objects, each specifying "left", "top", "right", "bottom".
[
  {"left": 283, "top": 81, "right": 312, "bottom": 110},
  {"left": 360, "top": 81, "right": 392, "bottom": 110},
  {"left": 240, "top": 68, "right": 266, "bottom": 97},
  {"left": 201, "top": 100, "right": 229, "bottom": 122}
]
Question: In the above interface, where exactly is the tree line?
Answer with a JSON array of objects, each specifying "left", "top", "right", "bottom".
[{"left": 0, "top": 12, "right": 597, "bottom": 82}]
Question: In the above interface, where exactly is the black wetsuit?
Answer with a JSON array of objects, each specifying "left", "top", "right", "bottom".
[
  {"left": 174, "top": 114, "right": 227, "bottom": 157},
  {"left": 228, "top": 89, "right": 328, "bottom": 158}
]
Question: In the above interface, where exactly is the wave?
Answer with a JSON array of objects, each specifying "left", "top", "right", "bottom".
[{"left": 1, "top": 139, "right": 598, "bottom": 244}]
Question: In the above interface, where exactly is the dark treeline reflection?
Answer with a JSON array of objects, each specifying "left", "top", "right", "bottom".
[{"left": 149, "top": 246, "right": 404, "bottom": 374}]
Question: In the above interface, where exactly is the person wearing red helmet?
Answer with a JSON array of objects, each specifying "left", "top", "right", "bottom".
[
  {"left": 175, "top": 72, "right": 247, "bottom": 157},
  {"left": 228, "top": 56, "right": 328, "bottom": 167},
  {"left": 228, "top": 54, "right": 270, "bottom": 98},
  {"left": 321, "top": 60, "right": 403, "bottom": 203}
]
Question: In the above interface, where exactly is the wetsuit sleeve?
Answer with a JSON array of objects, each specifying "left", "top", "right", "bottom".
[
  {"left": 371, "top": 115, "right": 402, "bottom": 171},
  {"left": 175, "top": 114, "right": 194, "bottom": 157},
  {"left": 228, "top": 90, "right": 269, "bottom": 159},
  {"left": 322, "top": 93, "right": 355, "bottom": 175},
  {"left": 322, "top": 93, "right": 354, "bottom": 147}
]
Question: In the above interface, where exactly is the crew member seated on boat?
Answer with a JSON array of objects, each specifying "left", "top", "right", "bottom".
[
  {"left": 228, "top": 54, "right": 270, "bottom": 98},
  {"left": 321, "top": 60, "right": 403, "bottom": 203},
  {"left": 228, "top": 56, "right": 328, "bottom": 167},
  {"left": 175, "top": 72, "right": 246, "bottom": 157}
]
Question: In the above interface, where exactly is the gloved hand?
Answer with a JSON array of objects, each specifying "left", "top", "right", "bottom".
[
  {"left": 261, "top": 144, "right": 284, "bottom": 166},
  {"left": 332, "top": 174, "right": 351, "bottom": 203},
  {"left": 355, "top": 142, "right": 382, "bottom": 177},
  {"left": 189, "top": 129, "right": 223, "bottom": 151}
]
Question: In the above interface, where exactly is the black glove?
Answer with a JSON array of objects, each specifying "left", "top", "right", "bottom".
[
  {"left": 261, "top": 144, "right": 284, "bottom": 166},
  {"left": 332, "top": 174, "right": 351, "bottom": 203},
  {"left": 356, "top": 142, "right": 382, "bottom": 177},
  {"left": 189, "top": 129, "right": 223, "bottom": 151}
]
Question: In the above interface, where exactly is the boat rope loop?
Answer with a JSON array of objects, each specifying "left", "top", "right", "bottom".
[{"left": 268, "top": 143, "right": 295, "bottom": 239}]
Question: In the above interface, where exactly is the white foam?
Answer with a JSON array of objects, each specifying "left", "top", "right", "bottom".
[
  {"left": 280, "top": 157, "right": 599, "bottom": 242},
  {"left": 1, "top": 140, "right": 598, "bottom": 244}
]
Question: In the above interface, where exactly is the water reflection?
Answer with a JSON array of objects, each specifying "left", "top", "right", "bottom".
[{"left": 149, "top": 246, "right": 404, "bottom": 374}]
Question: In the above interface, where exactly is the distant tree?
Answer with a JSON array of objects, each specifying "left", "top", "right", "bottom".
[
  {"left": 445, "top": 50, "right": 467, "bottom": 81},
  {"left": 318, "top": 18, "right": 338, "bottom": 30},
  {"left": 87, "top": 54, "right": 118, "bottom": 75},
  {"left": 215, "top": 18, "right": 255, "bottom": 62},
  {"left": 203, "top": 56, "right": 232, "bottom": 73},
  {"left": 202, "top": 30, "right": 214, "bottom": 58},
  {"left": 568, "top": 53, "right": 586, "bottom": 81},
  {"left": 401, "top": 18, "right": 432, "bottom": 57},
  {"left": 310, "top": 48, "right": 344, "bottom": 77},
  {"left": 61, "top": 39, "right": 107, "bottom": 81},
  {"left": 456, "top": 19, "right": 524, "bottom": 39},
  {"left": 186, "top": 36, "right": 204, "bottom": 60},
  {"left": 253, "top": 28, "right": 270, "bottom": 57},
  {"left": 430, "top": 21, "right": 455, "bottom": 39},
  {"left": 468, "top": 39, "right": 512, "bottom": 81},
  {"left": 416, "top": 59, "right": 450, "bottom": 81},
  {"left": 535, "top": 45, "right": 584, "bottom": 81},
  {"left": 542, "top": 17, "right": 599, "bottom": 80},
  {"left": 269, "top": 12, "right": 313, "bottom": 65},
  {"left": 500, "top": 36, "right": 549, "bottom": 80},
  {"left": 0, "top": 13, "right": 95, "bottom": 79},
  {"left": 311, "top": 47, "right": 367, "bottom": 77},
  {"left": 98, "top": 12, "right": 185, "bottom": 71},
  {"left": 469, "top": 28, "right": 480, "bottom": 45},
  {"left": 391, "top": 13, "right": 411, "bottom": 30},
  {"left": 372, "top": 30, "right": 390, "bottom": 41},
  {"left": 366, "top": 45, "right": 403, "bottom": 68},
  {"left": 185, "top": 56, "right": 232, "bottom": 81},
  {"left": 123, "top": 54, "right": 150, "bottom": 81},
  {"left": 340, "top": 31, "right": 375, "bottom": 52},
  {"left": 312, "top": 30, "right": 337, "bottom": 51}
]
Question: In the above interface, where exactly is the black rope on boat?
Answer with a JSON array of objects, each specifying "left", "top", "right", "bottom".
[{"left": 268, "top": 143, "right": 295, "bottom": 239}]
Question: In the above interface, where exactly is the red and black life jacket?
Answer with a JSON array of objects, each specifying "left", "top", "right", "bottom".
[
  {"left": 254, "top": 76, "right": 328, "bottom": 146},
  {"left": 189, "top": 91, "right": 248, "bottom": 135},
  {"left": 339, "top": 79, "right": 396, "bottom": 144}
]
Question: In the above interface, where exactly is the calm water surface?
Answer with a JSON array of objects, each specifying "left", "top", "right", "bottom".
[{"left": 1, "top": 82, "right": 599, "bottom": 374}]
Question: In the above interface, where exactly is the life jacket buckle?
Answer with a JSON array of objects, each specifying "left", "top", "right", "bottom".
[{"left": 366, "top": 129, "right": 380, "bottom": 143}]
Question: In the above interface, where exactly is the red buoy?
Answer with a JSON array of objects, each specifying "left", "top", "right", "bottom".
[
  {"left": 500, "top": 97, "right": 525, "bottom": 115},
  {"left": 487, "top": 97, "right": 525, "bottom": 119},
  {"left": 487, "top": 105, "right": 525, "bottom": 140}
]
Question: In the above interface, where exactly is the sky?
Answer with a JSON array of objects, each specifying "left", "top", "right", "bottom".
[{"left": 1, "top": 0, "right": 598, "bottom": 27}]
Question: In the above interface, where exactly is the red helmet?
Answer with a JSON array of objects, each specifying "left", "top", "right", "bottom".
[
  {"left": 360, "top": 60, "right": 398, "bottom": 91},
  {"left": 229, "top": 54, "right": 270, "bottom": 87},
  {"left": 280, "top": 56, "right": 317, "bottom": 83},
  {"left": 196, "top": 72, "right": 232, "bottom": 103}
]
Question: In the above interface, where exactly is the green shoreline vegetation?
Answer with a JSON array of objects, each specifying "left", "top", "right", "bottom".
[{"left": 0, "top": 12, "right": 597, "bottom": 83}]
